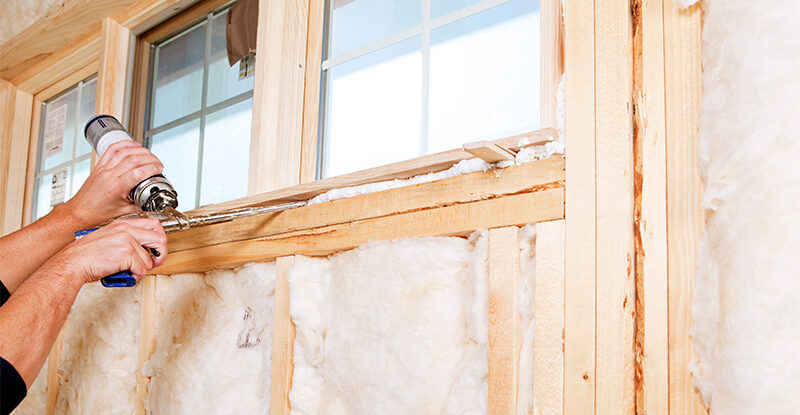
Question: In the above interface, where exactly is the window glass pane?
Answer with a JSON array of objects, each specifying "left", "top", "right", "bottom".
[
  {"left": 199, "top": 98, "right": 252, "bottom": 206},
  {"left": 41, "top": 90, "right": 78, "bottom": 170},
  {"left": 76, "top": 79, "right": 97, "bottom": 157},
  {"left": 152, "top": 24, "right": 206, "bottom": 128},
  {"left": 207, "top": 12, "right": 254, "bottom": 106},
  {"left": 34, "top": 173, "right": 53, "bottom": 220},
  {"left": 431, "top": 0, "right": 484, "bottom": 19},
  {"left": 323, "top": 37, "right": 422, "bottom": 177},
  {"left": 70, "top": 158, "right": 91, "bottom": 199},
  {"left": 428, "top": 0, "right": 540, "bottom": 152},
  {"left": 329, "top": 0, "right": 420, "bottom": 57},
  {"left": 150, "top": 120, "right": 201, "bottom": 209}
]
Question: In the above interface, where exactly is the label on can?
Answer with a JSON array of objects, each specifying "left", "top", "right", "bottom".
[{"left": 95, "top": 130, "right": 135, "bottom": 157}]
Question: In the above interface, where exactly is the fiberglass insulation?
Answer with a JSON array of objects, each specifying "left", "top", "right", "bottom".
[
  {"left": 288, "top": 230, "right": 537, "bottom": 414},
  {"left": 55, "top": 282, "right": 139, "bottom": 414},
  {"left": 144, "top": 262, "right": 275, "bottom": 414},
  {"left": 690, "top": 0, "right": 800, "bottom": 413}
]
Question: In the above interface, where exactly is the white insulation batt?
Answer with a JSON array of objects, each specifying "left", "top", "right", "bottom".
[
  {"left": 55, "top": 282, "right": 140, "bottom": 414},
  {"left": 144, "top": 262, "right": 275, "bottom": 414},
  {"left": 689, "top": 0, "right": 800, "bottom": 414},
  {"left": 11, "top": 363, "right": 47, "bottom": 414},
  {"left": 288, "top": 230, "right": 537, "bottom": 414}
]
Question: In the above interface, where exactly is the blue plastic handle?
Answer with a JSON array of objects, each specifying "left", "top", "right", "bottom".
[
  {"left": 74, "top": 227, "right": 137, "bottom": 288},
  {"left": 100, "top": 271, "right": 137, "bottom": 287}
]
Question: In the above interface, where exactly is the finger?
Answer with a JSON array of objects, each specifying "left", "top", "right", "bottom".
[
  {"left": 122, "top": 226, "right": 168, "bottom": 263},
  {"left": 114, "top": 162, "right": 164, "bottom": 194},
  {"left": 94, "top": 140, "right": 140, "bottom": 169},
  {"left": 115, "top": 218, "right": 164, "bottom": 233},
  {"left": 98, "top": 146, "right": 154, "bottom": 173},
  {"left": 125, "top": 238, "right": 154, "bottom": 277}
]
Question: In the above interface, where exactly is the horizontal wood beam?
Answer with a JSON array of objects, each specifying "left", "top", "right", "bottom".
[
  {"left": 169, "top": 156, "right": 564, "bottom": 253},
  {"left": 0, "top": 0, "right": 136, "bottom": 81},
  {"left": 190, "top": 128, "right": 557, "bottom": 215},
  {"left": 152, "top": 187, "right": 564, "bottom": 275},
  {"left": 11, "top": 29, "right": 101, "bottom": 95}
]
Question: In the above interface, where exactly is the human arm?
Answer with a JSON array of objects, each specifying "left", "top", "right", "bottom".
[
  {"left": 0, "top": 218, "right": 167, "bottom": 390},
  {"left": 0, "top": 141, "right": 164, "bottom": 294}
]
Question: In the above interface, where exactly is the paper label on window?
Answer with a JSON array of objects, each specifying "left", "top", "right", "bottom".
[
  {"left": 44, "top": 104, "right": 68, "bottom": 158},
  {"left": 50, "top": 169, "right": 68, "bottom": 208},
  {"left": 238, "top": 53, "right": 256, "bottom": 80}
]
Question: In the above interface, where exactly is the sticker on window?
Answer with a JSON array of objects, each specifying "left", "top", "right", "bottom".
[
  {"left": 238, "top": 53, "right": 256, "bottom": 80},
  {"left": 50, "top": 169, "right": 68, "bottom": 207},
  {"left": 44, "top": 104, "right": 68, "bottom": 158}
]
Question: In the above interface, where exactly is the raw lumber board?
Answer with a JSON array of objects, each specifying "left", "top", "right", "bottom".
[
  {"left": 152, "top": 188, "right": 564, "bottom": 275},
  {"left": 248, "top": 0, "right": 309, "bottom": 194},
  {"left": 168, "top": 156, "right": 565, "bottom": 253},
  {"left": 663, "top": 0, "right": 706, "bottom": 413},
  {"left": 634, "top": 0, "right": 669, "bottom": 413},
  {"left": 269, "top": 256, "right": 296, "bottom": 415},
  {"left": 488, "top": 226, "right": 522, "bottom": 414},
  {"left": 563, "top": 0, "right": 596, "bottom": 412},
  {"left": 189, "top": 128, "right": 557, "bottom": 215},
  {"left": 533, "top": 219, "right": 565, "bottom": 415},
  {"left": 0, "top": 0, "right": 130, "bottom": 82},
  {"left": 12, "top": 29, "right": 101, "bottom": 95},
  {"left": 594, "top": 0, "right": 636, "bottom": 412}
]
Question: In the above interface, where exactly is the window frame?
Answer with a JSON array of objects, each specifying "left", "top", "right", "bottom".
[
  {"left": 29, "top": 75, "right": 98, "bottom": 221},
  {"left": 130, "top": 0, "right": 254, "bottom": 210},
  {"left": 310, "top": 0, "right": 562, "bottom": 179}
]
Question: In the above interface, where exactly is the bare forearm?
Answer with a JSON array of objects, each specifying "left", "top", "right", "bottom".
[
  {"left": 0, "top": 261, "right": 82, "bottom": 387},
  {"left": 0, "top": 202, "right": 85, "bottom": 293}
]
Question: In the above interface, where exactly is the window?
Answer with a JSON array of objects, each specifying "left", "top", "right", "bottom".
[
  {"left": 140, "top": 5, "right": 254, "bottom": 210},
  {"left": 31, "top": 76, "right": 97, "bottom": 220},
  {"left": 318, "top": 0, "right": 541, "bottom": 178}
]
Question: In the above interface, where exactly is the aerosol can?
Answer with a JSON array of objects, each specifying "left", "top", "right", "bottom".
[
  {"left": 78, "top": 115, "right": 180, "bottom": 287},
  {"left": 84, "top": 115, "right": 179, "bottom": 212}
]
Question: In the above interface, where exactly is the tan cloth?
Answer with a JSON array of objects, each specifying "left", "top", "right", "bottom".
[{"left": 226, "top": 0, "right": 259, "bottom": 66}]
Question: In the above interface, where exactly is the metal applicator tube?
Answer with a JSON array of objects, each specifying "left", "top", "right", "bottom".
[{"left": 84, "top": 115, "right": 179, "bottom": 212}]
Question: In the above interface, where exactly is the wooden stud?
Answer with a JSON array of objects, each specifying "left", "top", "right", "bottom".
[
  {"left": 22, "top": 99, "right": 42, "bottom": 226},
  {"left": 463, "top": 141, "right": 516, "bottom": 164},
  {"left": 299, "top": 0, "right": 326, "bottom": 183},
  {"left": 97, "top": 18, "right": 132, "bottom": 122},
  {"left": 153, "top": 188, "right": 563, "bottom": 275},
  {"left": 488, "top": 226, "right": 522, "bottom": 414},
  {"left": 249, "top": 0, "right": 310, "bottom": 194},
  {"left": 664, "top": 1, "right": 707, "bottom": 413},
  {"left": 533, "top": 219, "right": 565, "bottom": 415},
  {"left": 168, "top": 157, "right": 564, "bottom": 253},
  {"left": 563, "top": 0, "right": 596, "bottom": 412},
  {"left": 594, "top": 0, "right": 636, "bottom": 413},
  {"left": 634, "top": 0, "right": 670, "bottom": 413},
  {"left": 270, "top": 256, "right": 296, "bottom": 415},
  {"left": 191, "top": 129, "right": 554, "bottom": 215},
  {"left": 135, "top": 275, "right": 158, "bottom": 415},
  {"left": 2, "top": 88, "right": 34, "bottom": 235}
]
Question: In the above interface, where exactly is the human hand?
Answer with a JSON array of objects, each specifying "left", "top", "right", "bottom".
[
  {"left": 64, "top": 141, "right": 164, "bottom": 228},
  {"left": 52, "top": 218, "right": 167, "bottom": 286}
]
